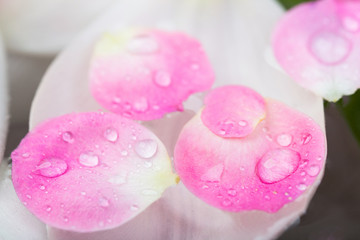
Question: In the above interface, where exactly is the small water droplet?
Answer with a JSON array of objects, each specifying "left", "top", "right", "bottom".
[
  {"left": 257, "top": 149, "right": 300, "bottom": 184},
  {"left": 227, "top": 189, "right": 237, "bottom": 197},
  {"left": 22, "top": 152, "right": 30, "bottom": 158},
  {"left": 46, "top": 206, "right": 52, "bottom": 212},
  {"left": 99, "top": 197, "right": 110, "bottom": 207},
  {"left": 143, "top": 161, "right": 153, "bottom": 168},
  {"left": 307, "top": 164, "right": 320, "bottom": 177},
  {"left": 202, "top": 185, "right": 209, "bottom": 189},
  {"left": 264, "top": 195, "right": 271, "bottom": 200},
  {"left": 238, "top": 120, "right": 248, "bottom": 127},
  {"left": 79, "top": 152, "right": 99, "bottom": 167},
  {"left": 300, "top": 171, "right": 306, "bottom": 176},
  {"left": 276, "top": 134, "right": 293, "bottom": 147},
  {"left": 141, "top": 189, "right": 158, "bottom": 196},
  {"left": 317, "top": 156, "right": 322, "bottom": 161},
  {"left": 62, "top": 131, "right": 74, "bottom": 143},
  {"left": 154, "top": 71, "right": 171, "bottom": 87},
  {"left": 81, "top": 191, "right": 86, "bottom": 196},
  {"left": 130, "top": 204, "right": 139, "bottom": 211},
  {"left": 133, "top": 97, "right": 148, "bottom": 112},
  {"left": 39, "top": 185, "right": 46, "bottom": 191},
  {"left": 222, "top": 199, "right": 232, "bottom": 206},
  {"left": 108, "top": 175, "right": 127, "bottom": 185},
  {"left": 35, "top": 158, "right": 68, "bottom": 178},
  {"left": 121, "top": 150, "right": 128, "bottom": 156},
  {"left": 296, "top": 183, "right": 307, "bottom": 191},
  {"left": 342, "top": 16, "right": 359, "bottom": 32},
  {"left": 134, "top": 139, "right": 158, "bottom": 159},
  {"left": 201, "top": 164, "right": 224, "bottom": 182},
  {"left": 301, "top": 133, "right": 312, "bottom": 145},
  {"left": 64, "top": 217, "right": 69, "bottom": 222},
  {"left": 309, "top": 31, "right": 351, "bottom": 65},
  {"left": 127, "top": 34, "right": 159, "bottom": 54},
  {"left": 26, "top": 194, "right": 32, "bottom": 199},
  {"left": 104, "top": 127, "right": 118, "bottom": 142}
]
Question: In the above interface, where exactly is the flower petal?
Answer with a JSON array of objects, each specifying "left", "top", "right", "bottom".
[
  {"left": 90, "top": 28, "right": 214, "bottom": 120},
  {"left": 273, "top": 0, "right": 360, "bottom": 101},
  {"left": 174, "top": 85, "right": 326, "bottom": 213},
  {"left": 0, "top": 0, "right": 119, "bottom": 54},
  {"left": 30, "top": 0, "right": 326, "bottom": 239},
  {"left": 11, "top": 112, "right": 178, "bottom": 232}
]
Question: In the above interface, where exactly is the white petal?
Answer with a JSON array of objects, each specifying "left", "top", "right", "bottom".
[
  {"left": 30, "top": 0, "right": 325, "bottom": 239},
  {"left": 0, "top": 160, "right": 47, "bottom": 240},
  {"left": 0, "top": 33, "right": 7, "bottom": 163},
  {"left": 0, "top": 0, "right": 119, "bottom": 55}
]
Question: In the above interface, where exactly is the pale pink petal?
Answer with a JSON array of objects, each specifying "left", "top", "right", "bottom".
[
  {"left": 273, "top": 0, "right": 360, "bottom": 101},
  {"left": 11, "top": 112, "right": 178, "bottom": 232},
  {"left": 175, "top": 86, "right": 326, "bottom": 213},
  {"left": 90, "top": 29, "right": 214, "bottom": 120}
]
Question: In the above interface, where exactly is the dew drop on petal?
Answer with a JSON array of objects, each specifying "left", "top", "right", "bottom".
[
  {"left": 227, "top": 189, "right": 237, "bottom": 197},
  {"left": 257, "top": 149, "right": 300, "bottom": 184},
  {"left": 296, "top": 183, "right": 307, "bottom": 191},
  {"left": 134, "top": 139, "right": 158, "bottom": 159},
  {"left": 99, "top": 197, "right": 110, "bottom": 207},
  {"left": 222, "top": 199, "right": 232, "bottom": 207},
  {"left": 301, "top": 133, "right": 312, "bottom": 145},
  {"left": 133, "top": 97, "right": 148, "bottom": 112},
  {"left": 309, "top": 31, "right": 351, "bottom": 65},
  {"left": 342, "top": 16, "right": 359, "bottom": 32},
  {"left": 201, "top": 164, "right": 224, "bottom": 182},
  {"left": 62, "top": 131, "right": 74, "bottom": 143},
  {"left": 104, "top": 127, "right": 118, "bottom": 142},
  {"left": 78, "top": 152, "right": 99, "bottom": 167},
  {"left": 127, "top": 34, "right": 159, "bottom": 54},
  {"left": 307, "top": 164, "right": 320, "bottom": 177},
  {"left": 130, "top": 204, "right": 139, "bottom": 211},
  {"left": 35, "top": 158, "right": 68, "bottom": 178},
  {"left": 22, "top": 152, "right": 30, "bottom": 158},
  {"left": 121, "top": 150, "right": 128, "bottom": 156},
  {"left": 154, "top": 71, "right": 171, "bottom": 87},
  {"left": 276, "top": 134, "right": 293, "bottom": 147},
  {"left": 238, "top": 120, "right": 248, "bottom": 127}
]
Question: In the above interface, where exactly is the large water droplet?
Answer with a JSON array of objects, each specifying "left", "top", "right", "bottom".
[
  {"left": 307, "top": 164, "right": 320, "bottom": 177},
  {"left": 133, "top": 98, "right": 148, "bottom": 112},
  {"left": 135, "top": 139, "right": 158, "bottom": 159},
  {"left": 127, "top": 34, "right": 159, "bottom": 54},
  {"left": 276, "top": 134, "right": 293, "bottom": 147},
  {"left": 79, "top": 152, "right": 99, "bottom": 167},
  {"left": 201, "top": 164, "right": 224, "bottom": 182},
  {"left": 35, "top": 158, "right": 68, "bottom": 178},
  {"left": 104, "top": 127, "right": 118, "bottom": 142},
  {"left": 309, "top": 31, "right": 351, "bottom": 65},
  {"left": 62, "top": 131, "right": 74, "bottom": 143},
  {"left": 154, "top": 71, "right": 171, "bottom": 87},
  {"left": 257, "top": 149, "right": 300, "bottom": 184}
]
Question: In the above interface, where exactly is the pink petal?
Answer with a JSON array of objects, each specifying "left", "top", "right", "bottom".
[
  {"left": 201, "top": 85, "right": 266, "bottom": 138},
  {"left": 11, "top": 112, "right": 178, "bottom": 232},
  {"left": 174, "top": 86, "right": 326, "bottom": 213},
  {"left": 273, "top": 0, "right": 360, "bottom": 101},
  {"left": 89, "top": 29, "right": 214, "bottom": 121}
]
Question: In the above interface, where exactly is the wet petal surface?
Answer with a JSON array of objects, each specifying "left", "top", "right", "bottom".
[
  {"left": 89, "top": 28, "right": 214, "bottom": 120},
  {"left": 273, "top": 0, "right": 360, "bottom": 101},
  {"left": 11, "top": 112, "right": 178, "bottom": 232},
  {"left": 175, "top": 86, "right": 326, "bottom": 212}
]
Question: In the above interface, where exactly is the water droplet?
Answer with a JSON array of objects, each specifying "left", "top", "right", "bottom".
[
  {"left": 108, "top": 175, "right": 127, "bottom": 185},
  {"left": 35, "top": 158, "right": 68, "bottom": 178},
  {"left": 142, "top": 189, "right": 158, "bottom": 196},
  {"left": 62, "top": 131, "right": 74, "bottom": 143},
  {"left": 309, "top": 31, "right": 351, "bottom": 65},
  {"left": 238, "top": 120, "right": 248, "bottom": 127},
  {"left": 300, "top": 171, "right": 306, "bottom": 176},
  {"left": 296, "top": 183, "right": 307, "bottom": 191},
  {"left": 22, "top": 152, "right": 30, "bottom": 158},
  {"left": 307, "top": 164, "right": 320, "bottom": 177},
  {"left": 202, "top": 185, "right": 209, "bottom": 190},
  {"left": 127, "top": 34, "right": 159, "bottom": 54},
  {"left": 39, "top": 185, "right": 46, "bottom": 191},
  {"left": 276, "top": 134, "right": 293, "bottom": 147},
  {"left": 227, "top": 189, "right": 237, "bottom": 197},
  {"left": 134, "top": 139, "right": 158, "bottom": 159},
  {"left": 264, "top": 195, "right": 271, "bottom": 200},
  {"left": 201, "top": 164, "right": 224, "bottom": 182},
  {"left": 154, "top": 71, "right": 171, "bottom": 87},
  {"left": 121, "top": 150, "right": 128, "bottom": 156},
  {"left": 99, "top": 197, "right": 109, "bottom": 207},
  {"left": 79, "top": 152, "right": 99, "bottom": 167},
  {"left": 342, "top": 16, "right": 359, "bottom": 32},
  {"left": 133, "top": 97, "right": 148, "bottom": 112},
  {"left": 64, "top": 217, "right": 69, "bottom": 222},
  {"left": 130, "top": 204, "right": 139, "bottom": 211},
  {"left": 257, "top": 149, "right": 300, "bottom": 184},
  {"left": 104, "top": 127, "right": 118, "bottom": 142},
  {"left": 222, "top": 199, "right": 232, "bottom": 207},
  {"left": 26, "top": 194, "right": 32, "bottom": 199},
  {"left": 81, "top": 191, "right": 86, "bottom": 196},
  {"left": 301, "top": 133, "right": 312, "bottom": 145},
  {"left": 143, "top": 161, "right": 153, "bottom": 168},
  {"left": 46, "top": 206, "right": 52, "bottom": 212}
]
